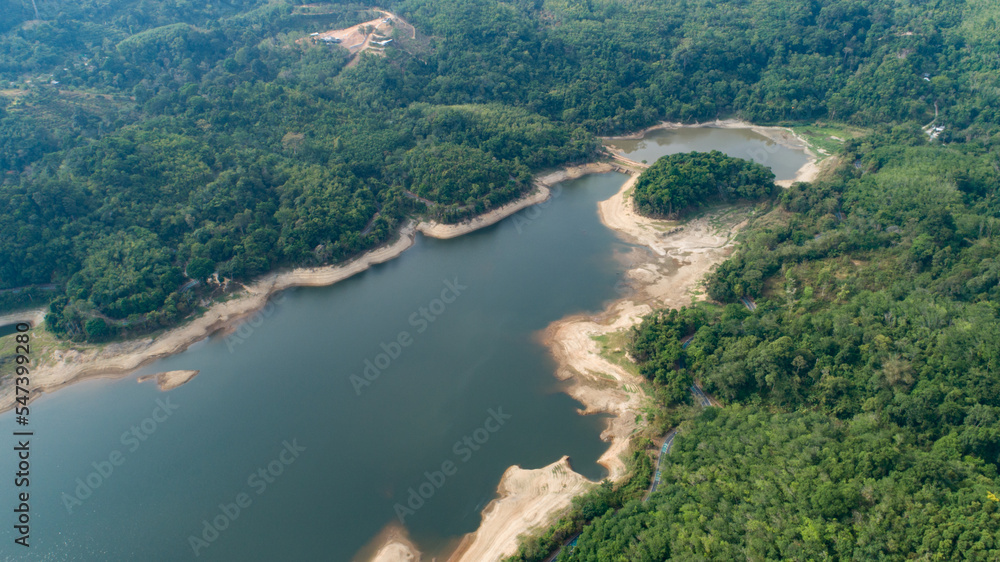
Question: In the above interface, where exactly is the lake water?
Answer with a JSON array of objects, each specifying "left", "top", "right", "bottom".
[
  {"left": 0, "top": 323, "right": 20, "bottom": 339},
  {"left": 608, "top": 126, "right": 811, "bottom": 179},
  {"left": 0, "top": 128, "right": 810, "bottom": 561}
]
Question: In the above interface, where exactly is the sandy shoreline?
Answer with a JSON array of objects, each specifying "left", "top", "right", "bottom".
[
  {"left": 430, "top": 167, "right": 756, "bottom": 562},
  {"left": 137, "top": 370, "right": 200, "bottom": 391},
  {"left": 0, "top": 163, "right": 612, "bottom": 415},
  {"left": 603, "top": 118, "right": 822, "bottom": 187},
  {"left": 0, "top": 307, "right": 46, "bottom": 328},
  {"left": 437, "top": 125, "right": 829, "bottom": 562},
  {"left": 415, "top": 163, "right": 615, "bottom": 239},
  {"left": 416, "top": 187, "right": 552, "bottom": 239},
  {"left": 7, "top": 124, "right": 825, "bottom": 562},
  {"left": 449, "top": 457, "right": 594, "bottom": 562}
]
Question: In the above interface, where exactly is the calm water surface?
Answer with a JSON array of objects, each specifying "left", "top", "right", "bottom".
[
  {"left": 0, "top": 174, "right": 629, "bottom": 562},
  {"left": 608, "top": 126, "right": 810, "bottom": 180},
  {"left": 0, "top": 323, "right": 20, "bottom": 339},
  {"left": 0, "top": 129, "right": 810, "bottom": 561}
]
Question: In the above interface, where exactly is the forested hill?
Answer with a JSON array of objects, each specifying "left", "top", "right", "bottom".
[
  {"left": 632, "top": 151, "right": 776, "bottom": 218},
  {"left": 516, "top": 130, "right": 1000, "bottom": 560},
  {"left": 0, "top": 0, "right": 998, "bottom": 343},
  {"left": 4, "top": 0, "right": 1000, "bottom": 559}
]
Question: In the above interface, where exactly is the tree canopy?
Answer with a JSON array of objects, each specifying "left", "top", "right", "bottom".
[
  {"left": 4, "top": 0, "right": 1000, "bottom": 557},
  {"left": 632, "top": 151, "right": 776, "bottom": 218},
  {"left": 510, "top": 127, "right": 1000, "bottom": 562},
  {"left": 4, "top": 0, "right": 1000, "bottom": 339}
]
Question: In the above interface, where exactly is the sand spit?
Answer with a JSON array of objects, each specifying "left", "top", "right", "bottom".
[
  {"left": 137, "top": 370, "right": 200, "bottom": 392},
  {"left": 359, "top": 523, "right": 422, "bottom": 562},
  {"left": 361, "top": 457, "right": 594, "bottom": 562},
  {"left": 449, "top": 457, "right": 594, "bottom": 562},
  {"left": 415, "top": 187, "right": 552, "bottom": 239},
  {"left": 0, "top": 308, "right": 46, "bottom": 328},
  {"left": 437, "top": 169, "right": 752, "bottom": 562}
]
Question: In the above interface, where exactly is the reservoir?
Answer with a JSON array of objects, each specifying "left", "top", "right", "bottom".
[
  {"left": 608, "top": 125, "right": 811, "bottom": 180},
  {"left": 0, "top": 127, "right": 811, "bottom": 561}
]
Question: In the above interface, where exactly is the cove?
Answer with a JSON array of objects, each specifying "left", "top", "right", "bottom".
[
  {"left": 0, "top": 127, "right": 813, "bottom": 561},
  {"left": 0, "top": 172, "right": 628, "bottom": 561},
  {"left": 608, "top": 125, "right": 812, "bottom": 179}
]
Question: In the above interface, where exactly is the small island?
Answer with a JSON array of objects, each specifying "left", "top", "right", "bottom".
[
  {"left": 632, "top": 150, "right": 776, "bottom": 218},
  {"left": 137, "top": 370, "right": 200, "bottom": 392}
]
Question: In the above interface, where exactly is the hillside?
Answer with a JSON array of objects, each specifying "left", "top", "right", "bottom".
[{"left": 2, "top": 2, "right": 1000, "bottom": 557}]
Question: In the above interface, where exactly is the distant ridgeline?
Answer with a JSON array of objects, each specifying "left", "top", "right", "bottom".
[{"left": 631, "top": 151, "right": 776, "bottom": 218}]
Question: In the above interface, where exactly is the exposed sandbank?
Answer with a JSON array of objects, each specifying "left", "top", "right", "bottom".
[
  {"left": 439, "top": 168, "right": 756, "bottom": 562},
  {"left": 137, "top": 370, "right": 200, "bottom": 391},
  {"left": 448, "top": 457, "right": 594, "bottom": 562},
  {"left": 416, "top": 163, "right": 615, "bottom": 239},
  {"left": 358, "top": 523, "right": 422, "bottom": 562},
  {"left": 416, "top": 187, "right": 551, "bottom": 239},
  {"left": 0, "top": 307, "right": 46, "bottom": 328},
  {"left": 362, "top": 456, "right": 594, "bottom": 562},
  {"left": 0, "top": 163, "right": 613, "bottom": 415}
]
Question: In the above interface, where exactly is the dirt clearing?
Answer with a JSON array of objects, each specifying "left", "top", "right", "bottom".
[{"left": 297, "top": 10, "right": 417, "bottom": 67}]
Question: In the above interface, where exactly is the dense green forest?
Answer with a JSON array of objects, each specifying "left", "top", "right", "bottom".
[
  {"left": 3, "top": 0, "right": 1000, "bottom": 340},
  {"left": 563, "top": 406, "right": 1000, "bottom": 560},
  {"left": 0, "top": 1, "right": 596, "bottom": 338},
  {"left": 632, "top": 151, "right": 776, "bottom": 218},
  {"left": 3, "top": 0, "right": 1000, "bottom": 558},
  {"left": 505, "top": 129, "right": 1000, "bottom": 560}
]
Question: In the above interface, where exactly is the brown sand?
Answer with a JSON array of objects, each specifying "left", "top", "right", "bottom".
[
  {"left": 0, "top": 163, "right": 617, "bottom": 415},
  {"left": 361, "top": 523, "right": 422, "bottom": 562},
  {"left": 440, "top": 168, "right": 753, "bottom": 562},
  {"left": 137, "top": 370, "right": 200, "bottom": 391},
  {"left": 415, "top": 162, "right": 615, "bottom": 239},
  {"left": 415, "top": 187, "right": 552, "bottom": 239},
  {"left": 449, "top": 457, "right": 594, "bottom": 562},
  {"left": 0, "top": 308, "right": 45, "bottom": 328}
]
